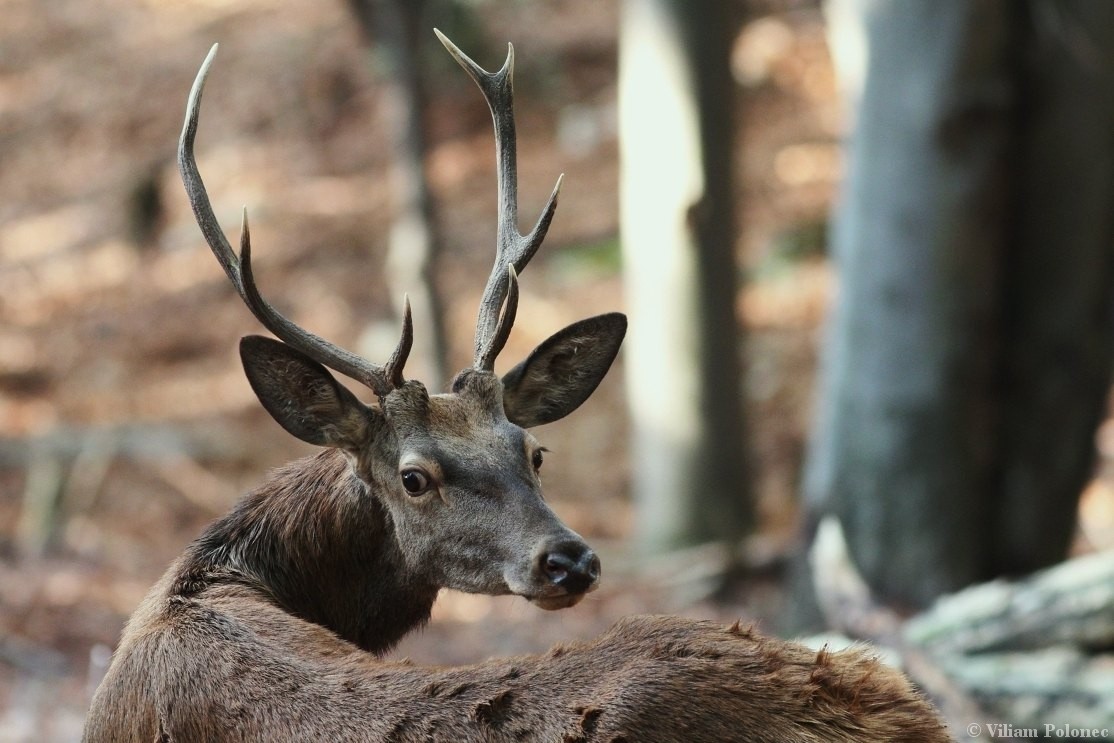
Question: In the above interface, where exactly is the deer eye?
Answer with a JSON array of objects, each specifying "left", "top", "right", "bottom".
[
  {"left": 531, "top": 448, "right": 545, "bottom": 472},
  {"left": 400, "top": 468, "right": 430, "bottom": 495}
]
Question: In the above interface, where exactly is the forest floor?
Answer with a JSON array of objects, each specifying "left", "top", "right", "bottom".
[{"left": 2, "top": 1, "right": 1111, "bottom": 741}]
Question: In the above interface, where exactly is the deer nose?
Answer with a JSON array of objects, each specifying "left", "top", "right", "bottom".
[{"left": 539, "top": 542, "right": 601, "bottom": 594}]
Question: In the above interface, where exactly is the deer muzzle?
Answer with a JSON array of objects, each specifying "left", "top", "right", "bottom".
[{"left": 528, "top": 539, "right": 600, "bottom": 610}]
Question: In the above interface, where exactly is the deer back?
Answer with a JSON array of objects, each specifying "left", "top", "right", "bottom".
[{"left": 87, "top": 601, "right": 948, "bottom": 743}]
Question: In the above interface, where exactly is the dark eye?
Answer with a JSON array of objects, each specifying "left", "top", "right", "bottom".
[
  {"left": 531, "top": 449, "right": 545, "bottom": 472},
  {"left": 400, "top": 468, "right": 430, "bottom": 495}
]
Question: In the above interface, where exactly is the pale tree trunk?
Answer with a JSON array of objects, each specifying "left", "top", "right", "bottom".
[
  {"left": 804, "top": 0, "right": 1114, "bottom": 611},
  {"left": 348, "top": 0, "right": 450, "bottom": 389},
  {"left": 619, "top": 0, "right": 752, "bottom": 551}
]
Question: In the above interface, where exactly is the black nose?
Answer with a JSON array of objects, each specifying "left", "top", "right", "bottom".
[{"left": 540, "top": 542, "right": 600, "bottom": 594}]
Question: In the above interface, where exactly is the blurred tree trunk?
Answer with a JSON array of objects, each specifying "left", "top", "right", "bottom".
[
  {"left": 619, "top": 0, "right": 753, "bottom": 550},
  {"left": 348, "top": 0, "right": 449, "bottom": 388},
  {"left": 804, "top": 0, "right": 1114, "bottom": 610}
]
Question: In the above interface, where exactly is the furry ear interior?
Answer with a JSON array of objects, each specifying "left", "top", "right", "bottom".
[
  {"left": 239, "top": 335, "right": 379, "bottom": 450},
  {"left": 501, "top": 313, "right": 627, "bottom": 428}
]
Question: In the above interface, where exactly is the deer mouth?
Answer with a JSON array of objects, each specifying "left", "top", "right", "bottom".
[
  {"left": 529, "top": 592, "right": 588, "bottom": 611},
  {"left": 521, "top": 575, "right": 599, "bottom": 611},
  {"left": 509, "top": 575, "right": 596, "bottom": 611}
]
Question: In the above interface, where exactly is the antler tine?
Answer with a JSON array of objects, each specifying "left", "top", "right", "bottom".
[
  {"left": 434, "top": 29, "right": 563, "bottom": 370},
  {"left": 384, "top": 295, "right": 414, "bottom": 389},
  {"left": 178, "top": 44, "right": 402, "bottom": 398},
  {"left": 476, "top": 266, "right": 520, "bottom": 372}
]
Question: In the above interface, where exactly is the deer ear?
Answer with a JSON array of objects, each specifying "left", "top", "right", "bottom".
[
  {"left": 501, "top": 313, "right": 627, "bottom": 428},
  {"left": 239, "top": 335, "right": 378, "bottom": 450}
]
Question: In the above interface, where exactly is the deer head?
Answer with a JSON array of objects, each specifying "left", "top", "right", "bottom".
[{"left": 177, "top": 34, "right": 626, "bottom": 611}]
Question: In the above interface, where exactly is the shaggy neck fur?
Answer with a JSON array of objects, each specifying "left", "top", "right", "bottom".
[{"left": 174, "top": 449, "right": 438, "bottom": 655}]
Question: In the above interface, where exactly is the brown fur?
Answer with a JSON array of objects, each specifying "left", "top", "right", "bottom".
[{"left": 84, "top": 450, "right": 951, "bottom": 742}]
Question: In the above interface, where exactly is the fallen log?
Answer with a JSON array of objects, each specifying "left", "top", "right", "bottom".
[
  {"left": 904, "top": 551, "right": 1114, "bottom": 655},
  {"left": 935, "top": 647, "right": 1114, "bottom": 733},
  {"left": 808, "top": 517, "right": 1114, "bottom": 741}
]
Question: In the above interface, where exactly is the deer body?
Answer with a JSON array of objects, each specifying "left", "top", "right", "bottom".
[
  {"left": 83, "top": 34, "right": 950, "bottom": 742},
  {"left": 86, "top": 452, "right": 946, "bottom": 743}
]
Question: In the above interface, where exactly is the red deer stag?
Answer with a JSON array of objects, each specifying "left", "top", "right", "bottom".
[{"left": 83, "top": 33, "right": 951, "bottom": 743}]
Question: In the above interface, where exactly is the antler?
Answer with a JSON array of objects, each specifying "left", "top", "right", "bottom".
[
  {"left": 178, "top": 44, "right": 411, "bottom": 398},
  {"left": 435, "top": 30, "right": 562, "bottom": 372}
]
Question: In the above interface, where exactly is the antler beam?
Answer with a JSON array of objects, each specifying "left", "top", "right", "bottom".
[
  {"left": 434, "top": 29, "right": 562, "bottom": 372},
  {"left": 178, "top": 44, "right": 410, "bottom": 398}
]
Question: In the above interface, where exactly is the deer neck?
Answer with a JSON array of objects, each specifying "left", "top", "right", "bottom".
[{"left": 178, "top": 449, "right": 438, "bottom": 655}]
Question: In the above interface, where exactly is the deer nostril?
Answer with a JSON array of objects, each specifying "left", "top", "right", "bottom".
[
  {"left": 585, "top": 552, "right": 601, "bottom": 581},
  {"left": 542, "top": 553, "right": 574, "bottom": 584}
]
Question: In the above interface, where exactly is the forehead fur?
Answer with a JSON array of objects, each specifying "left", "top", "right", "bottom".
[{"left": 382, "top": 370, "right": 506, "bottom": 440}]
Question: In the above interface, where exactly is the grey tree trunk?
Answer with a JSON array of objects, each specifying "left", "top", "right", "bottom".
[
  {"left": 991, "top": 0, "right": 1114, "bottom": 576},
  {"left": 619, "top": 0, "right": 752, "bottom": 551},
  {"left": 806, "top": 0, "right": 1114, "bottom": 610}
]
